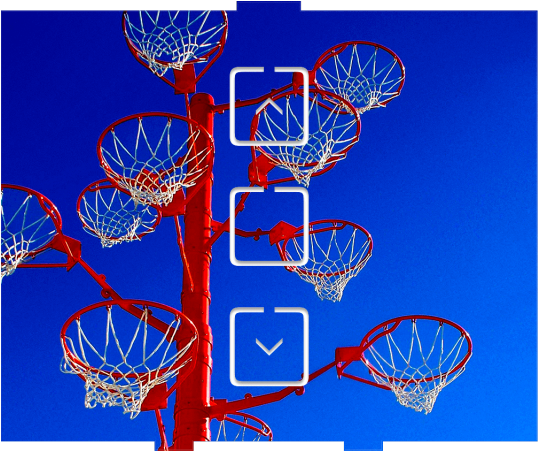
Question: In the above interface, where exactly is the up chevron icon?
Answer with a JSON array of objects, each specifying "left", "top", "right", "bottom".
[{"left": 229, "top": 66, "right": 309, "bottom": 146}]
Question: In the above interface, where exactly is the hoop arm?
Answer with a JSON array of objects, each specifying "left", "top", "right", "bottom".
[
  {"left": 208, "top": 360, "right": 337, "bottom": 417},
  {"left": 338, "top": 372, "right": 391, "bottom": 391},
  {"left": 15, "top": 232, "right": 81, "bottom": 272},
  {"left": 76, "top": 258, "right": 176, "bottom": 337},
  {"left": 155, "top": 409, "right": 169, "bottom": 451},
  {"left": 204, "top": 182, "right": 256, "bottom": 249},
  {"left": 206, "top": 190, "right": 299, "bottom": 249}
]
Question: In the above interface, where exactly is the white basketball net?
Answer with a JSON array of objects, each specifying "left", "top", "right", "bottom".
[
  {"left": 283, "top": 222, "right": 371, "bottom": 302},
  {"left": 124, "top": 11, "right": 227, "bottom": 77},
  {"left": 61, "top": 305, "right": 196, "bottom": 419},
  {"left": 1, "top": 188, "right": 57, "bottom": 279},
  {"left": 100, "top": 116, "right": 212, "bottom": 207},
  {"left": 363, "top": 319, "right": 469, "bottom": 414},
  {"left": 315, "top": 43, "right": 404, "bottom": 114},
  {"left": 254, "top": 92, "right": 359, "bottom": 187},
  {"left": 214, "top": 414, "right": 272, "bottom": 442},
  {"left": 78, "top": 184, "right": 160, "bottom": 248}
]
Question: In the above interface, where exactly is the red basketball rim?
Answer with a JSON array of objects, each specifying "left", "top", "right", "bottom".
[
  {"left": 312, "top": 40, "right": 406, "bottom": 109},
  {"left": 61, "top": 299, "right": 198, "bottom": 381},
  {"left": 96, "top": 112, "right": 215, "bottom": 207},
  {"left": 278, "top": 219, "right": 373, "bottom": 277},
  {"left": 1, "top": 184, "right": 63, "bottom": 258},
  {"left": 76, "top": 179, "right": 163, "bottom": 243},
  {"left": 249, "top": 88, "right": 361, "bottom": 170},
  {"left": 359, "top": 314, "right": 473, "bottom": 384},
  {"left": 122, "top": 11, "right": 228, "bottom": 84}
]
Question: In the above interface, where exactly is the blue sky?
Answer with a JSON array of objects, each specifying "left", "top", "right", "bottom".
[{"left": 1, "top": 5, "right": 537, "bottom": 449}]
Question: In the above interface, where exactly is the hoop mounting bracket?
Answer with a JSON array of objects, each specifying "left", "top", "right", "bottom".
[
  {"left": 173, "top": 65, "right": 197, "bottom": 95},
  {"left": 268, "top": 221, "right": 297, "bottom": 246}
]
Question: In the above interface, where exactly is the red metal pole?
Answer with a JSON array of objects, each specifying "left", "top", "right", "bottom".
[{"left": 173, "top": 93, "right": 215, "bottom": 451}]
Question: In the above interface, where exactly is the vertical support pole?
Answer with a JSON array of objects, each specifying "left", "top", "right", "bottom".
[{"left": 173, "top": 93, "right": 214, "bottom": 451}]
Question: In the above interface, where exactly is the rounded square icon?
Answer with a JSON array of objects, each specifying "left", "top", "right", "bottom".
[
  {"left": 229, "top": 67, "right": 309, "bottom": 146},
  {"left": 230, "top": 307, "right": 309, "bottom": 387},
  {"left": 229, "top": 187, "right": 309, "bottom": 266}
]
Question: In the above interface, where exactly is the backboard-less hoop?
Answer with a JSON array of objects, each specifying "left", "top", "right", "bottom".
[
  {"left": 61, "top": 299, "right": 198, "bottom": 418},
  {"left": 214, "top": 412, "right": 273, "bottom": 441},
  {"left": 77, "top": 179, "right": 162, "bottom": 248},
  {"left": 336, "top": 315, "right": 472, "bottom": 414},
  {"left": 250, "top": 88, "right": 361, "bottom": 187},
  {"left": 312, "top": 41, "right": 405, "bottom": 114},
  {"left": 1, "top": 184, "right": 62, "bottom": 278},
  {"left": 277, "top": 219, "right": 373, "bottom": 301},
  {"left": 123, "top": 11, "right": 228, "bottom": 93},
  {"left": 97, "top": 112, "right": 214, "bottom": 207}
]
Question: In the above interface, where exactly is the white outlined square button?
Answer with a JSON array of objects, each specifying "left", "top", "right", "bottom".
[
  {"left": 229, "top": 186, "right": 309, "bottom": 266},
  {"left": 230, "top": 307, "right": 309, "bottom": 387},
  {"left": 229, "top": 67, "right": 309, "bottom": 146}
]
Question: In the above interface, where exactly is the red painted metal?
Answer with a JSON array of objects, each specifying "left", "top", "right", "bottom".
[
  {"left": 276, "top": 219, "right": 373, "bottom": 276},
  {"left": 209, "top": 360, "right": 338, "bottom": 417},
  {"left": 311, "top": 40, "right": 406, "bottom": 108},
  {"left": 1, "top": 184, "right": 81, "bottom": 272},
  {"left": 96, "top": 112, "right": 215, "bottom": 209},
  {"left": 122, "top": 12, "right": 228, "bottom": 95},
  {"left": 173, "top": 93, "right": 215, "bottom": 451},
  {"left": 335, "top": 315, "right": 473, "bottom": 384}
]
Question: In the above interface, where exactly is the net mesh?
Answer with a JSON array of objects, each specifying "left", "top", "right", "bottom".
[
  {"left": 99, "top": 115, "right": 212, "bottom": 207},
  {"left": 214, "top": 414, "right": 273, "bottom": 442},
  {"left": 61, "top": 304, "right": 196, "bottom": 419},
  {"left": 315, "top": 43, "right": 405, "bottom": 114},
  {"left": 363, "top": 319, "right": 469, "bottom": 414},
  {"left": 124, "top": 11, "right": 227, "bottom": 77},
  {"left": 254, "top": 91, "right": 359, "bottom": 187},
  {"left": 1, "top": 187, "right": 58, "bottom": 279},
  {"left": 282, "top": 221, "right": 372, "bottom": 302},
  {"left": 78, "top": 183, "right": 160, "bottom": 248}
]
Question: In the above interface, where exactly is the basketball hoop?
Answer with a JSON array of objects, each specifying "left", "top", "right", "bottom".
[
  {"left": 312, "top": 41, "right": 405, "bottom": 114},
  {"left": 123, "top": 11, "right": 228, "bottom": 93},
  {"left": 337, "top": 315, "right": 472, "bottom": 414},
  {"left": 61, "top": 299, "right": 198, "bottom": 418},
  {"left": 214, "top": 412, "right": 273, "bottom": 441},
  {"left": 277, "top": 220, "right": 373, "bottom": 302},
  {"left": 1, "top": 184, "right": 63, "bottom": 279},
  {"left": 250, "top": 88, "right": 361, "bottom": 187},
  {"left": 97, "top": 112, "right": 214, "bottom": 207},
  {"left": 77, "top": 180, "right": 162, "bottom": 248}
]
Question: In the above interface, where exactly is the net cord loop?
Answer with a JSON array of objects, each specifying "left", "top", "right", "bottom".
[
  {"left": 61, "top": 303, "right": 197, "bottom": 418},
  {"left": 313, "top": 42, "right": 405, "bottom": 114},
  {"left": 1, "top": 186, "right": 62, "bottom": 279},
  {"left": 364, "top": 320, "right": 469, "bottom": 414},
  {"left": 252, "top": 89, "right": 360, "bottom": 187},
  {"left": 124, "top": 11, "right": 227, "bottom": 77},
  {"left": 98, "top": 113, "right": 214, "bottom": 208},
  {"left": 77, "top": 180, "right": 161, "bottom": 248},
  {"left": 281, "top": 220, "right": 372, "bottom": 302}
]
